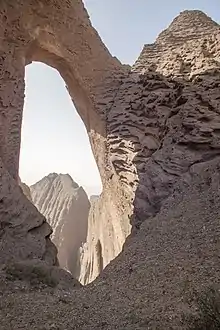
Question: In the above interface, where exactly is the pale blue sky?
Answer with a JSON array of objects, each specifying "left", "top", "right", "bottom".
[{"left": 19, "top": 0, "right": 219, "bottom": 196}]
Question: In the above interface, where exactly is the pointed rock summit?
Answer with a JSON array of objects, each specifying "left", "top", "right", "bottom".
[
  {"left": 133, "top": 10, "right": 220, "bottom": 77},
  {"left": 157, "top": 10, "right": 219, "bottom": 44},
  {"left": 29, "top": 173, "right": 90, "bottom": 278}
]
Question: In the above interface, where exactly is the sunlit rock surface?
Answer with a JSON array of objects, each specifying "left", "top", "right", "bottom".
[{"left": 30, "top": 173, "right": 90, "bottom": 278}]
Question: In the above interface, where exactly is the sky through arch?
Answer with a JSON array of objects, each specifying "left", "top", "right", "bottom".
[{"left": 19, "top": 62, "right": 102, "bottom": 197}]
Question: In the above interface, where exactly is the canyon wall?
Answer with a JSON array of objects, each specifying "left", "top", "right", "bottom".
[
  {"left": 21, "top": 174, "right": 129, "bottom": 285},
  {"left": 79, "top": 187, "right": 131, "bottom": 284},
  {"left": 79, "top": 10, "right": 220, "bottom": 283}
]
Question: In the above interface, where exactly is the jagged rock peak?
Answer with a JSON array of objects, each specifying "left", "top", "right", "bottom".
[
  {"left": 31, "top": 173, "right": 79, "bottom": 191},
  {"left": 156, "top": 10, "right": 219, "bottom": 44},
  {"left": 29, "top": 173, "right": 90, "bottom": 279}
]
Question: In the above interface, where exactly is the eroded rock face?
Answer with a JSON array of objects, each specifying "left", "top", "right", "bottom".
[
  {"left": 28, "top": 173, "right": 90, "bottom": 279},
  {"left": 19, "top": 179, "right": 32, "bottom": 201},
  {"left": 20, "top": 173, "right": 128, "bottom": 285},
  {"left": 2, "top": 159, "right": 220, "bottom": 329},
  {"left": 79, "top": 10, "right": 220, "bottom": 283},
  {"left": 0, "top": 4, "right": 220, "bottom": 328},
  {"left": 0, "top": 0, "right": 127, "bottom": 268},
  {"left": 0, "top": 160, "right": 57, "bottom": 266},
  {"left": 79, "top": 188, "right": 130, "bottom": 284},
  {"left": 108, "top": 10, "right": 220, "bottom": 229}
]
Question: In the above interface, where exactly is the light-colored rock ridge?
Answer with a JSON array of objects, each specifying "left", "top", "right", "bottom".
[{"left": 29, "top": 173, "right": 90, "bottom": 279}]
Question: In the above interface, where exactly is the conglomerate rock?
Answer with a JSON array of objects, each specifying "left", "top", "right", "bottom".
[{"left": 0, "top": 3, "right": 220, "bottom": 328}]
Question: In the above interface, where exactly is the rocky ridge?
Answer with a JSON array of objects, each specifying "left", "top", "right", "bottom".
[
  {"left": 79, "top": 188, "right": 130, "bottom": 285},
  {"left": 22, "top": 173, "right": 90, "bottom": 280},
  {"left": 107, "top": 10, "right": 220, "bottom": 228}
]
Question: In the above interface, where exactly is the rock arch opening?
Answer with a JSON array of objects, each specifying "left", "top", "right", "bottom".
[
  {"left": 19, "top": 61, "right": 102, "bottom": 281},
  {"left": 0, "top": 0, "right": 129, "bottom": 287}
]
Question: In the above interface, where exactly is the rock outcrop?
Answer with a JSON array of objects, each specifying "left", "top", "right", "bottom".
[
  {"left": 29, "top": 173, "right": 90, "bottom": 278},
  {"left": 20, "top": 173, "right": 127, "bottom": 285},
  {"left": 0, "top": 3, "right": 220, "bottom": 329},
  {"left": 19, "top": 179, "right": 32, "bottom": 201},
  {"left": 79, "top": 10, "right": 220, "bottom": 283},
  {"left": 0, "top": 160, "right": 57, "bottom": 266},
  {"left": 79, "top": 189, "right": 130, "bottom": 284},
  {"left": 25, "top": 174, "right": 128, "bottom": 285}
]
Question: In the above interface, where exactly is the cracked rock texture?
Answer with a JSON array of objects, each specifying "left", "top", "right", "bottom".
[{"left": 0, "top": 3, "right": 220, "bottom": 329}]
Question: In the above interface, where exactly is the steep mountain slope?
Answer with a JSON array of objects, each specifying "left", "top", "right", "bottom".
[{"left": 30, "top": 173, "right": 90, "bottom": 278}]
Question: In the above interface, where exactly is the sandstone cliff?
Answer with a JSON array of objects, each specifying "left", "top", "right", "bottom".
[
  {"left": 30, "top": 173, "right": 90, "bottom": 278},
  {"left": 79, "top": 187, "right": 131, "bottom": 285}
]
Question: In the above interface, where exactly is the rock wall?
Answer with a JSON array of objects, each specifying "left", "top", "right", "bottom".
[
  {"left": 0, "top": 159, "right": 57, "bottom": 266},
  {"left": 79, "top": 186, "right": 131, "bottom": 284},
  {"left": 19, "top": 179, "right": 32, "bottom": 201},
  {"left": 20, "top": 173, "right": 128, "bottom": 285},
  {"left": 108, "top": 10, "right": 220, "bottom": 229},
  {"left": 22, "top": 172, "right": 130, "bottom": 285},
  {"left": 79, "top": 10, "right": 220, "bottom": 283}
]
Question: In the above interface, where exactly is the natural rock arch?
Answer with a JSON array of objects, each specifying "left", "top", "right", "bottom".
[
  {"left": 1, "top": 3, "right": 220, "bottom": 277},
  {"left": 1, "top": 2, "right": 220, "bottom": 327},
  {"left": 0, "top": 0, "right": 127, "bottom": 181},
  {"left": 0, "top": 0, "right": 129, "bottom": 268}
]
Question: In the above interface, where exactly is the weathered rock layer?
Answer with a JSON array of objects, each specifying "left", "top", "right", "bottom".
[
  {"left": 79, "top": 188, "right": 130, "bottom": 284},
  {"left": 29, "top": 173, "right": 90, "bottom": 279}
]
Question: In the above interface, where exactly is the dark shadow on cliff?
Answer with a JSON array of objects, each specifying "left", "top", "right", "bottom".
[{"left": 125, "top": 68, "right": 220, "bottom": 231}]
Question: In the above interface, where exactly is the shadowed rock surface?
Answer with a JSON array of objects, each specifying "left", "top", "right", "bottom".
[
  {"left": 0, "top": 3, "right": 220, "bottom": 329},
  {"left": 19, "top": 179, "right": 32, "bottom": 201}
]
